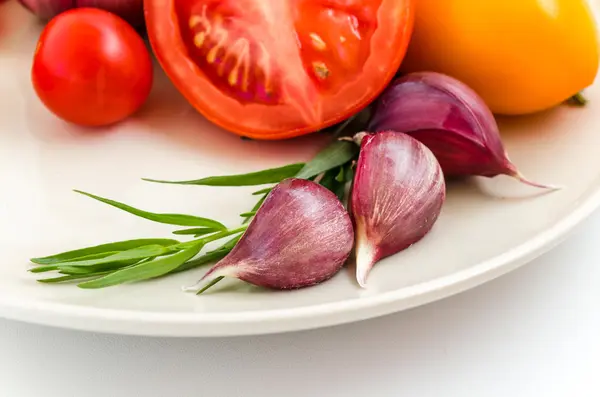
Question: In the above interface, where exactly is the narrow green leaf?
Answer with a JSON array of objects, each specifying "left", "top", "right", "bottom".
[
  {"left": 319, "top": 108, "right": 372, "bottom": 138},
  {"left": 208, "top": 233, "right": 243, "bottom": 254},
  {"left": 169, "top": 250, "right": 228, "bottom": 274},
  {"left": 318, "top": 168, "right": 347, "bottom": 202},
  {"left": 31, "top": 251, "right": 119, "bottom": 266},
  {"left": 196, "top": 276, "right": 225, "bottom": 295},
  {"left": 242, "top": 193, "right": 268, "bottom": 224},
  {"left": 30, "top": 239, "right": 179, "bottom": 265},
  {"left": 172, "top": 227, "right": 218, "bottom": 236},
  {"left": 78, "top": 244, "right": 203, "bottom": 289},
  {"left": 38, "top": 272, "right": 113, "bottom": 284},
  {"left": 295, "top": 140, "right": 359, "bottom": 180},
  {"left": 239, "top": 211, "right": 256, "bottom": 218},
  {"left": 345, "top": 163, "right": 355, "bottom": 183},
  {"left": 174, "top": 226, "right": 246, "bottom": 251},
  {"left": 329, "top": 113, "right": 358, "bottom": 137},
  {"left": 170, "top": 231, "right": 243, "bottom": 275},
  {"left": 333, "top": 179, "right": 347, "bottom": 202},
  {"left": 57, "top": 266, "right": 105, "bottom": 275},
  {"left": 142, "top": 163, "right": 304, "bottom": 187},
  {"left": 30, "top": 265, "right": 59, "bottom": 273},
  {"left": 74, "top": 190, "right": 226, "bottom": 229},
  {"left": 55, "top": 244, "right": 173, "bottom": 268},
  {"left": 252, "top": 187, "right": 273, "bottom": 195},
  {"left": 319, "top": 168, "right": 338, "bottom": 191},
  {"left": 250, "top": 195, "right": 267, "bottom": 212},
  {"left": 57, "top": 260, "right": 138, "bottom": 275},
  {"left": 335, "top": 166, "right": 345, "bottom": 183}
]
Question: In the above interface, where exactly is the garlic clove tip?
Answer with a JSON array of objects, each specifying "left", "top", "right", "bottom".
[
  {"left": 354, "top": 235, "right": 379, "bottom": 288},
  {"left": 510, "top": 170, "right": 564, "bottom": 191},
  {"left": 183, "top": 267, "right": 235, "bottom": 294}
]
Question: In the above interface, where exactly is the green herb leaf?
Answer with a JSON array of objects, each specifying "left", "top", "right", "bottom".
[
  {"left": 32, "top": 251, "right": 121, "bottom": 267},
  {"left": 252, "top": 187, "right": 273, "bottom": 195},
  {"left": 345, "top": 163, "right": 355, "bottom": 183},
  {"left": 319, "top": 169, "right": 337, "bottom": 192},
  {"left": 169, "top": 249, "right": 228, "bottom": 274},
  {"left": 57, "top": 266, "right": 109, "bottom": 275},
  {"left": 242, "top": 193, "right": 268, "bottom": 224},
  {"left": 30, "top": 239, "right": 179, "bottom": 265},
  {"left": 173, "top": 226, "right": 246, "bottom": 252},
  {"left": 318, "top": 167, "right": 347, "bottom": 202},
  {"left": 295, "top": 140, "right": 359, "bottom": 180},
  {"left": 30, "top": 265, "right": 60, "bottom": 273},
  {"left": 77, "top": 243, "right": 203, "bottom": 289},
  {"left": 172, "top": 227, "right": 218, "bottom": 236},
  {"left": 196, "top": 276, "right": 225, "bottom": 295},
  {"left": 335, "top": 166, "right": 345, "bottom": 183},
  {"left": 54, "top": 244, "right": 174, "bottom": 268},
  {"left": 142, "top": 163, "right": 304, "bottom": 187},
  {"left": 239, "top": 211, "right": 256, "bottom": 218},
  {"left": 57, "top": 260, "right": 138, "bottom": 275},
  {"left": 74, "top": 190, "right": 226, "bottom": 229},
  {"left": 333, "top": 179, "right": 347, "bottom": 202},
  {"left": 38, "top": 272, "right": 113, "bottom": 284},
  {"left": 207, "top": 233, "right": 243, "bottom": 254},
  {"left": 319, "top": 109, "right": 372, "bottom": 138},
  {"left": 169, "top": 231, "right": 243, "bottom": 274}
]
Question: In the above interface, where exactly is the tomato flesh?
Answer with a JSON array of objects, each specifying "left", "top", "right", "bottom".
[
  {"left": 176, "top": 1, "right": 285, "bottom": 106},
  {"left": 295, "top": 2, "right": 379, "bottom": 93},
  {"left": 32, "top": 8, "right": 153, "bottom": 127},
  {"left": 146, "top": 0, "right": 414, "bottom": 139}
]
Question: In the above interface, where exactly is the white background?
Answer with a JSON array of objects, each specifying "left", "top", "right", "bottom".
[{"left": 1, "top": 212, "right": 599, "bottom": 396}]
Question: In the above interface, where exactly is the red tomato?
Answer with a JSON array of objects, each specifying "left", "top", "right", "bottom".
[
  {"left": 145, "top": 0, "right": 414, "bottom": 140},
  {"left": 31, "top": 8, "right": 153, "bottom": 127}
]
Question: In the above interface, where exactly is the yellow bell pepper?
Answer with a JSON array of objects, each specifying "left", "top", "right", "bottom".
[{"left": 401, "top": 0, "right": 600, "bottom": 115}]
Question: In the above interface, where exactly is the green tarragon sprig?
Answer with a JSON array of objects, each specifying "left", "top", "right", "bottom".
[{"left": 30, "top": 138, "right": 360, "bottom": 289}]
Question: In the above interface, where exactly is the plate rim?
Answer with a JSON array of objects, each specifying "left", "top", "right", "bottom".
[
  {"left": 2, "top": 0, "right": 599, "bottom": 336},
  {"left": 1, "top": 179, "right": 598, "bottom": 337}
]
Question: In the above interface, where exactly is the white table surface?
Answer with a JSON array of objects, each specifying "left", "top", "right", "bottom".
[{"left": 1, "top": 211, "right": 599, "bottom": 397}]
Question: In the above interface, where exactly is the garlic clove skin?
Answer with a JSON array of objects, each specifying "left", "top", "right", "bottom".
[
  {"left": 17, "top": 0, "right": 145, "bottom": 29},
  {"left": 185, "top": 178, "right": 354, "bottom": 293},
  {"left": 368, "top": 72, "right": 559, "bottom": 190},
  {"left": 351, "top": 131, "right": 446, "bottom": 287}
]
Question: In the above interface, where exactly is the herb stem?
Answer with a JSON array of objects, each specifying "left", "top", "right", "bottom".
[
  {"left": 243, "top": 193, "right": 268, "bottom": 224},
  {"left": 196, "top": 276, "right": 224, "bottom": 295},
  {"left": 201, "top": 226, "right": 247, "bottom": 244},
  {"left": 176, "top": 225, "right": 247, "bottom": 248},
  {"left": 331, "top": 113, "right": 357, "bottom": 138}
]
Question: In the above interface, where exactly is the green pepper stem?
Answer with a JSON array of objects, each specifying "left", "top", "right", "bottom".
[{"left": 569, "top": 92, "right": 588, "bottom": 106}]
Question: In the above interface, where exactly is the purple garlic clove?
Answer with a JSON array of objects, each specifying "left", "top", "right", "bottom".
[
  {"left": 17, "top": 0, "right": 145, "bottom": 29},
  {"left": 351, "top": 131, "right": 446, "bottom": 287},
  {"left": 368, "top": 71, "right": 559, "bottom": 190},
  {"left": 185, "top": 178, "right": 354, "bottom": 293}
]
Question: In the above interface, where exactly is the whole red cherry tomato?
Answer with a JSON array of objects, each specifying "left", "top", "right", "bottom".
[
  {"left": 144, "top": 0, "right": 414, "bottom": 140},
  {"left": 31, "top": 8, "right": 153, "bottom": 127}
]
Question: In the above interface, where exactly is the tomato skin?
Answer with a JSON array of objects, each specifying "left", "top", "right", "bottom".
[
  {"left": 32, "top": 8, "right": 153, "bottom": 127},
  {"left": 145, "top": 0, "right": 415, "bottom": 140},
  {"left": 401, "top": 0, "right": 599, "bottom": 116}
]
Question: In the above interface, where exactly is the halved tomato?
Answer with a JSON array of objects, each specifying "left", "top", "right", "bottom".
[{"left": 144, "top": 0, "right": 414, "bottom": 140}]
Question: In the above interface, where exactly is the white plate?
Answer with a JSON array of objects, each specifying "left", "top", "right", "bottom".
[{"left": 1, "top": 2, "right": 600, "bottom": 337}]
